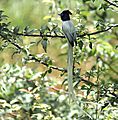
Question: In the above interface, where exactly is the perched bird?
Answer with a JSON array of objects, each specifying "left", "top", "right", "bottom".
[
  {"left": 59, "top": 10, "right": 77, "bottom": 47},
  {"left": 59, "top": 10, "right": 77, "bottom": 101}
]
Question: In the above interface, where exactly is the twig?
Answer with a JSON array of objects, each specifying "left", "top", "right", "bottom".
[
  {"left": 86, "top": 24, "right": 118, "bottom": 36},
  {"left": 81, "top": 78, "right": 98, "bottom": 86},
  {"left": 104, "top": 0, "right": 118, "bottom": 8},
  {"left": 30, "top": 55, "right": 66, "bottom": 72}
]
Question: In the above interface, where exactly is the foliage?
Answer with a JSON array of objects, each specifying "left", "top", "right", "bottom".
[{"left": 0, "top": 0, "right": 118, "bottom": 119}]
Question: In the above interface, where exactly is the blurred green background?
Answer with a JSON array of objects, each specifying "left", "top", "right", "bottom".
[{"left": 0, "top": 0, "right": 49, "bottom": 28}]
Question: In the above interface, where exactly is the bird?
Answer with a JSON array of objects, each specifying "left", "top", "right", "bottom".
[
  {"left": 59, "top": 10, "right": 77, "bottom": 101},
  {"left": 59, "top": 10, "right": 77, "bottom": 47}
]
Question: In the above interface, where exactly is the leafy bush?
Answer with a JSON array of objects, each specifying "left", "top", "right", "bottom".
[{"left": 0, "top": 0, "right": 118, "bottom": 119}]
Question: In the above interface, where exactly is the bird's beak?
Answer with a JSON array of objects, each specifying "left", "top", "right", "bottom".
[{"left": 58, "top": 13, "right": 61, "bottom": 16}]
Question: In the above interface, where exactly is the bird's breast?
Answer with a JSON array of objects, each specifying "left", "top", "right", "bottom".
[{"left": 62, "top": 21, "right": 71, "bottom": 30}]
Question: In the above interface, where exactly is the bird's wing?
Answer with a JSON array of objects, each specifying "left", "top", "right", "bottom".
[
  {"left": 62, "top": 21, "right": 76, "bottom": 47},
  {"left": 63, "top": 29, "right": 74, "bottom": 47}
]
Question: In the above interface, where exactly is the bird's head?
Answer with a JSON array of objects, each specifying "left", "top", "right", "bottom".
[{"left": 58, "top": 10, "right": 72, "bottom": 21}]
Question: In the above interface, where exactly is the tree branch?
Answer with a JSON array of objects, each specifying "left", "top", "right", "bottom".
[
  {"left": 30, "top": 55, "right": 67, "bottom": 72},
  {"left": 86, "top": 24, "right": 118, "bottom": 36},
  {"left": 12, "top": 24, "right": 118, "bottom": 75},
  {"left": 1, "top": 34, "right": 98, "bottom": 86},
  {"left": 17, "top": 24, "right": 118, "bottom": 38},
  {"left": 104, "top": 0, "right": 118, "bottom": 8},
  {"left": 1, "top": 24, "right": 118, "bottom": 87},
  {"left": 0, "top": 34, "right": 66, "bottom": 72}
]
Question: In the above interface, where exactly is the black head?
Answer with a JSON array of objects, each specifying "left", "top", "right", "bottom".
[{"left": 59, "top": 10, "right": 72, "bottom": 21}]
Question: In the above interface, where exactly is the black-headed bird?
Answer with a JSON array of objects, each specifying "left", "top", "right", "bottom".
[{"left": 59, "top": 10, "right": 77, "bottom": 101}]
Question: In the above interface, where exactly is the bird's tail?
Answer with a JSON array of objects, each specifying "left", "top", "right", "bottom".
[{"left": 67, "top": 42, "right": 75, "bottom": 101}]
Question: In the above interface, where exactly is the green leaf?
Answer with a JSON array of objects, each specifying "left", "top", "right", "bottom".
[
  {"left": 0, "top": 10, "right": 4, "bottom": 15},
  {"left": 78, "top": 40, "right": 83, "bottom": 50},
  {"left": 88, "top": 48, "right": 96, "bottom": 56},
  {"left": 48, "top": 68, "right": 52, "bottom": 73},
  {"left": 24, "top": 26, "right": 30, "bottom": 34},
  {"left": 41, "top": 38, "right": 48, "bottom": 52},
  {"left": 89, "top": 42, "right": 92, "bottom": 49},
  {"left": 13, "top": 26, "right": 20, "bottom": 34},
  {"left": 92, "top": 0, "right": 95, "bottom": 2},
  {"left": 116, "top": 45, "right": 118, "bottom": 49},
  {"left": 83, "top": 0, "right": 90, "bottom": 3}
]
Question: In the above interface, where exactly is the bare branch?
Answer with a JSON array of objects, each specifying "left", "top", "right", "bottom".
[{"left": 104, "top": 0, "right": 118, "bottom": 8}]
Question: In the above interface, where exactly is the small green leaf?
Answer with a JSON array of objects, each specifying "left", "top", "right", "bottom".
[
  {"left": 78, "top": 40, "right": 83, "bottom": 50},
  {"left": 48, "top": 68, "right": 52, "bottom": 73},
  {"left": 89, "top": 42, "right": 92, "bottom": 49},
  {"left": 48, "top": 59, "right": 52, "bottom": 65},
  {"left": 13, "top": 26, "right": 19, "bottom": 34},
  {"left": 41, "top": 38, "right": 48, "bottom": 52},
  {"left": 115, "top": 45, "right": 118, "bottom": 49},
  {"left": 0, "top": 10, "right": 4, "bottom": 15},
  {"left": 24, "top": 26, "right": 30, "bottom": 34},
  {"left": 92, "top": 0, "right": 95, "bottom": 2},
  {"left": 40, "top": 25, "right": 49, "bottom": 34},
  {"left": 88, "top": 48, "right": 96, "bottom": 56},
  {"left": 83, "top": 0, "right": 90, "bottom": 3},
  {"left": 41, "top": 71, "right": 48, "bottom": 78}
]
